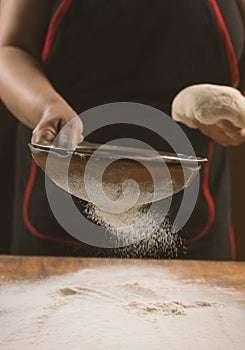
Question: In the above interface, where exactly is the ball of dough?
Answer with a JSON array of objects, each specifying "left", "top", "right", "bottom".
[{"left": 172, "top": 84, "right": 245, "bottom": 129}]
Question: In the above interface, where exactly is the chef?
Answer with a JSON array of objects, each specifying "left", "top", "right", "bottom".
[{"left": 0, "top": 0, "right": 244, "bottom": 259}]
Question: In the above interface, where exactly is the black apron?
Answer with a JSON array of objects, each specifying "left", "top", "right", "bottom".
[{"left": 11, "top": 0, "right": 244, "bottom": 259}]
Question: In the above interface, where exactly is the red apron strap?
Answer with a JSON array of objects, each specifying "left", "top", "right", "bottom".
[{"left": 209, "top": 0, "right": 240, "bottom": 87}]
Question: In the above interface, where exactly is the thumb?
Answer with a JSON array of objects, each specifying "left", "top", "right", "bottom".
[
  {"left": 31, "top": 127, "right": 56, "bottom": 145},
  {"left": 55, "top": 116, "right": 84, "bottom": 149}
]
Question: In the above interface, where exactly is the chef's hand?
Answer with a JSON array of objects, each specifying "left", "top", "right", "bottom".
[
  {"left": 31, "top": 102, "right": 84, "bottom": 148},
  {"left": 172, "top": 84, "right": 245, "bottom": 146}
]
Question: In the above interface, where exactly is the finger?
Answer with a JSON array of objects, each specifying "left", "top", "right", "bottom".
[
  {"left": 200, "top": 124, "right": 245, "bottom": 146},
  {"left": 218, "top": 119, "right": 241, "bottom": 131},
  {"left": 55, "top": 116, "right": 83, "bottom": 149},
  {"left": 215, "top": 121, "right": 245, "bottom": 145},
  {"left": 31, "top": 127, "right": 56, "bottom": 145},
  {"left": 216, "top": 120, "right": 241, "bottom": 140},
  {"left": 195, "top": 122, "right": 239, "bottom": 146}
]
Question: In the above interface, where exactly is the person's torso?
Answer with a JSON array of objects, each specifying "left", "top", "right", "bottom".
[{"left": 14, "top": 0, "right": 244, "bottom": 257}]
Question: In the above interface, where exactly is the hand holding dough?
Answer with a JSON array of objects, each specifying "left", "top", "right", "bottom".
[{"left": 172, "top": 84, "right": 245, "bottom": 129}]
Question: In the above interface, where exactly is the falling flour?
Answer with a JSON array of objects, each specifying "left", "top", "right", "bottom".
[{"left": 83, "top": 202, "right": 184, "bottom": 258}]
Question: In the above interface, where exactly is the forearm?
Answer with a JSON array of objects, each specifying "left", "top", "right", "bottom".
[{"left": 0, "top": 45, "right": 74, "bottom": 129}]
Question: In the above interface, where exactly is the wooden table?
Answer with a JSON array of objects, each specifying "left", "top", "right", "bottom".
[
  {"left": 0, "top": 255, "right": 244, "bottom": 293},
  {"left": 0, "top": 255, "right": 244, "bottom": 349}
]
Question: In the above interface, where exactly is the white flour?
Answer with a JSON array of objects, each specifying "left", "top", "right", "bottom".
[
  {"left": 83, "top": 203, "right": 183, "bottom": 258},
  {"left": 0, "top": 266, "right": 244, "bottom": 350}
]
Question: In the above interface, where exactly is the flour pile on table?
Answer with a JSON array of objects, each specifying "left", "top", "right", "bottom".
[{"left": 0, "top": 266, "right": 244, "bottom": 350}]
